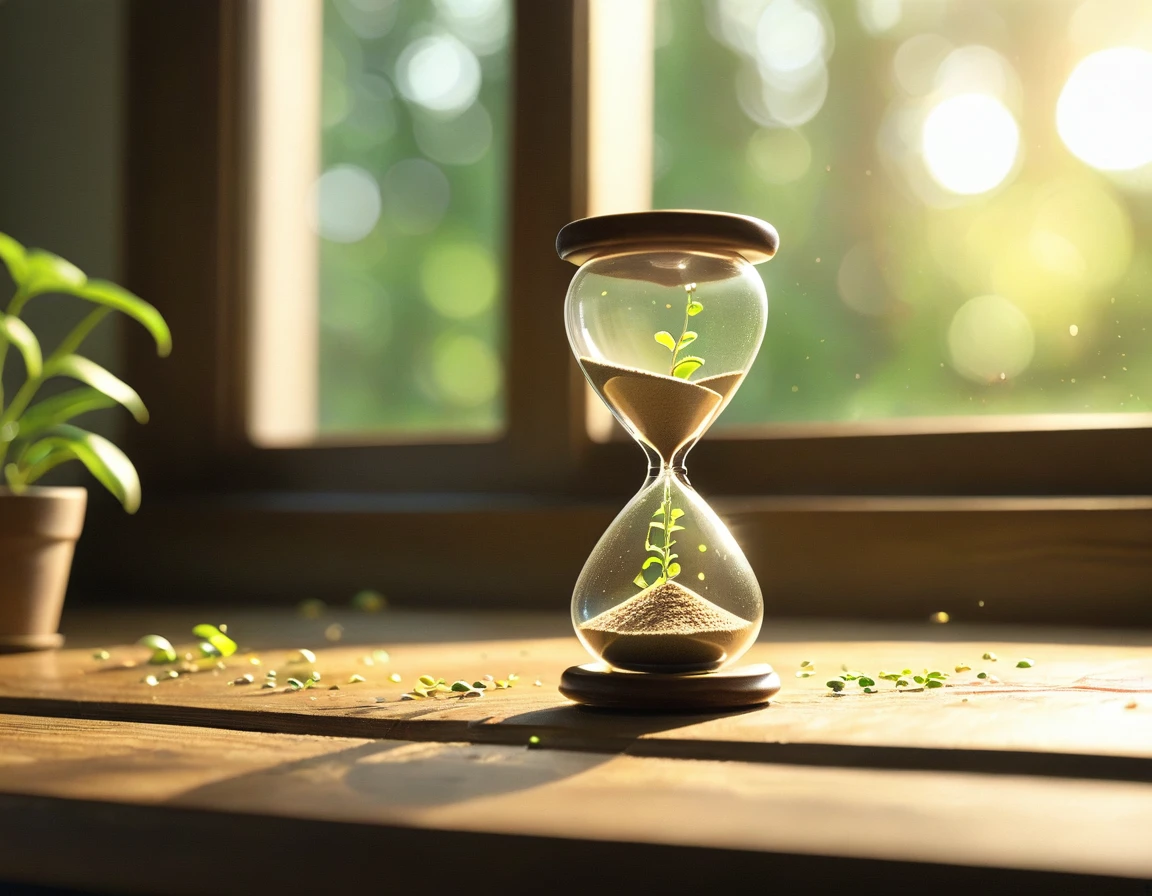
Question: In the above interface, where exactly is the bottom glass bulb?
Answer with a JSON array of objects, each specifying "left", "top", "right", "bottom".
[{"left": 572, "top": 470, "right": 763, "bottom": 673}]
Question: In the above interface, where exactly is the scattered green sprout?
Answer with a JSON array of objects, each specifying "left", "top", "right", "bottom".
[
  {"left": 287, "top": 678, "right": 305, "bottom": 690},
  {"left": 0, "top": 231, "right": 171, "bottom": 510},
  {"left": 826, "top": 680, "right": 845, "bottom": 692},
  {"left": 1016, "top": 658, "right": 1034, "bottom": 668},
  {"left": 955, "top": 663, "right": 971, "bottom": 673},
  {"left": 982, "top": 652, "right": 997, "bottom": 661},
  {"left": 653, "top": 282, "right": 705, "bottom": 379},
  {"left": 450, "top": 680, "right": 471, "bottom": 692},
  {"left": 92, "top": 649, "right": 110, "bottom": 661},
  {"left": 977, "top": 672, "right": 988, "bottom": 679},
  {"left": 634, "top": 477, "right": 685, "bottom": 589},
  {"left": 352, "top": 590, "right": 387, "bottom": 612},
  {"left": 137, "top": 635, "right": 176, "bottom": 665},
  {"left": 192, "top": 624, "right": 236, "bottom": 658}
]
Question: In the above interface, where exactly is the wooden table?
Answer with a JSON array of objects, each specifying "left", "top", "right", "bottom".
[{"left": 1, "top": 609, "right": 1150, "bottom": 894}]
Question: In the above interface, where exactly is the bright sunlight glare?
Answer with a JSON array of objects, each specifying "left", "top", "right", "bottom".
[
  {"left": 1057, "top": 47, "right": 1152, "bottom": 172},
  {"left": 922, "top": 93, "right": 1019, "bottom": 195}
]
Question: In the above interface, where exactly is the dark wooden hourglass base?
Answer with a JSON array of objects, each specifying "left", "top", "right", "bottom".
[{"left": 559, "top": 663, "right": 780, "bottom": 711}]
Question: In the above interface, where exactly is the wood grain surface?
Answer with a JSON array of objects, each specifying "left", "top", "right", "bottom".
[
  {"left": 0, "top": 715, "right": 1149, "bottom": 890},
  {"left": 0, "top": 610, "right": 1148, "bottom": 774}
]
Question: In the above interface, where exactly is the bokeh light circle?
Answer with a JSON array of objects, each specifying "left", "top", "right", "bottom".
[
  {"left": 396, "top": 34, "right": 481, "bottom": 116},
  {"left": 420, "top": 242, "right": 498, "bottom": 319},
  {"left": 1057, "top": 47, "right": 1152, "bottom": 171},
  {"left": 947, "top": 295, "right": 1035, "bottom": 384},
  {"left": 431, "top": 332, "right": 500, "bottom": 406},
  {"left": 922, "top": 93, "right": 1019, "bottom": 195},
  {"left": 311, "top": 164, "right": 382, "bottom": 243}
]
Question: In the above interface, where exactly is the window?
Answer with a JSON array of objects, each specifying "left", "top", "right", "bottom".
[
  {"left": 248, "top": 0, "right": 511, "bottom": 445},
  {"left": 91, "top": 0, "right": 1152, "bottom": 622},
  {"left": 654, "top": 0, "right": 1152, "bottom": 432}
]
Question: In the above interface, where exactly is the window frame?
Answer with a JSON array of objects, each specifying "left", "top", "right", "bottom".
[{"left": 78, "top": 0, "right": 1152, "bottom": 625}]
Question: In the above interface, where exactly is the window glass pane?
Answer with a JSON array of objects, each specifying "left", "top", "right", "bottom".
[
  {"left": 318, "top": 0, "right": 509, "bottom": 437},
  {"left": 653, "top": 0, "right": 1152, "bottom": 427}
]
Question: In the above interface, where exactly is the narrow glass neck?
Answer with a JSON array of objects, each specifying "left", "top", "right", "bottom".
[{"left": 641, "top": 441, "right": 694, "bottom": 487}]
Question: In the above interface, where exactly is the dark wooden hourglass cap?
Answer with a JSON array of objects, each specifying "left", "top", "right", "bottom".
[{"left": 556, "top": 210, "right": 779, "bottom": 267}]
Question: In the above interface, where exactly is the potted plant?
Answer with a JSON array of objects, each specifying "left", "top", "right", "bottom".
[{"left": 0, "top": 231, "right": 170, "bottom": 652}]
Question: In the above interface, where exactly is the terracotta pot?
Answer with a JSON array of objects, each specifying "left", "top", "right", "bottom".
[{"left": 0, "top": 486, "right": 87, "bottom": 653}]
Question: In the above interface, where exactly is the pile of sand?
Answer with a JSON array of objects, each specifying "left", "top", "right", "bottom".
[{"left": 580, "top": 580, "right": 754, "bottom": 673}]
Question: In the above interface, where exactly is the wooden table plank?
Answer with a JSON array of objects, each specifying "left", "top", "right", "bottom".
[
  {"left": 0, "top": 612, "right": 1149, "bottom": 773},
  {"left": 0, "top": 715, "right": 1150, "bottom": 889}
]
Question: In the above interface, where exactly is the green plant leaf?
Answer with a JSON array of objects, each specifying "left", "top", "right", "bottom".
[
  {"left": 648, "top": 520, "right": 664, "bottom": 531},
  {"left": 0, "top": 232, "right": 28, "bottom": 286},
  {"left": 26, "top": 424, "right": 141, "bottom": 512},
  {"left": 192, "top": 623, "right": 237, "bottom": 657},
  {"left": 666, "top": 562, "right": 681, "bottom": 577},
  {"left": 652, "top": 507, "right": 665, "bottom": 516},
  {"left": 654, "top": 331, "right": 676, "bottom": 351},
  {"left": 633, "top": 573, "right": 648, "bottom": 587},
  {"left": 0, "top": 314, "right": 41, "bottom": 378},
  {"left": 641, "top": 556, "right": 665, "bottom": 570},
  {"left": 668, "top": 524, "right": 685, "bottom": 533},
  {"left": 687, "top": 301, "right": 704, "bottom": 316},
  {"left": 670, "top": 509, "right": 685, "bottom": 521},
  {"left": 47, "top": 355, "right": 148, "bottom": 423},
  {"left": 75, "top": 280, "right": 171, "bottom": 357},
  {"left": 137, "top": 634, "right": 177, "bottom": 664},
  {"left": 24, "top": 249, "right": 86, "bottom": 297},
  {"left": 16, "top": 388, "right": 117, "bottom": 440},
  {"left": 677, "top": 331, "right": 697, "bottom": 348},
  {"left": 671, "top": 357, "right": 704, "bottom": 379}
]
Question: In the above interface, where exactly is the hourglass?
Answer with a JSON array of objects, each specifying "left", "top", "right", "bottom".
[{"left": 556, "top": 211, "right": 781, "bottom": 710}]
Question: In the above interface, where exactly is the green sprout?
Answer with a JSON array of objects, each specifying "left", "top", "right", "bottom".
[
  {"left": 137, "top": 635, "right": 177, "bottom": 665},
  {"left": 653, "top": 282, "right": 705, "bottom": 379},
  {"left": 633, "top": 477, "right": 685, "bottom": 589},
  {"left": 192, "top": 624, "right": 237, "bottom": 658},
  {"left": 1016, "top": 658, "right": 1034, "bottom": 668},
  {"left": 0, "top": 231, "right": 171, "bottom": 510}
]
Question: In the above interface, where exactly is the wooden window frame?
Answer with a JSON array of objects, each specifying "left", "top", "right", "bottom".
[{"left": 74, "top": 0, "right": 1152, "bottom": 625}]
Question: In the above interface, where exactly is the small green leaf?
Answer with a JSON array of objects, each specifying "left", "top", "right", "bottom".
[
  {"left": 17, "top": 388, "right": 117, "bottom": 440},
  {"left": 47, "top": 355, "right": 148, "bottom": 423},
  {"left": 24, "top": 425, "right": 140, "bottom": 512},
  {"left": 137, "top": 635, "right": 177, "bottom": 664},
  {"left": 670, "top": 509, "right": 685, "bottom": 521},
  {"left": 648, "top": 520, "right": 665, "bottom": 531},
  {"left": 977, "top": 671, "right": 988, "bottom": 679},
  {"left": 826, "top": 680, "right": 845, "bottom": 692},
  {"left": 23, "top": 249, "right": 86, "bottom": 297},
  {"left": 450, "top": 680, "right": 471, "bottom": 691},
  {"left": 641, "top": 556, "right": 665, "bottom": 570},
  {"left": 0, "top": 315, "right": 41, "bottom": 378},
  {"left": 982, "top": 652, "right": 997, "bottom": 661},
  {"left": 666, "top": 562, "right": 681, "bottom": 577},
  {"left": 287, "top": 678, "right": 305, "bottom": 690},
  {"left": 857, "top": 676, "right": 876, "bottom": 687},
  {"left": 677, "top": 331, "right": 698, "bottom": 348},
  {"left": 925, "top": 679, "right": 945, "bottom": 689},
  {"left": 668, "top": 524, "right": 685, "bottom": 533},
  {"left": 671, "top": 357, "right": 704, "bottom": 379},
  {"left": 0, "top": 232, "right": 28, "bottom": 285},
  {"left": 913, "top": 675, "right": 925, "bottom": 684},
  {"left": 75, "top": 280, "right": 171, "bottom": 357},
  {"left": 654, "top": 331, "right": 676, "bottom": 351},
  {"left": 926, "top": 671, "right": 946, "bottom": 680},
  {"left": 192, "top": 623, "right": 237, "bottom": 658},
  {"left": 955, "top": 663, "right": 972, "bottom": 673},
  {"left": 633, "top": 573, "right": 648, "bottom": 587},
  {"left": 472, "top": 680, "right": 489, "bottom": 689},
  {"left": 1015, "top": 658, "right": 1034, "bottom": 668},
  {"left": 896, "top": 679, "right": 909, "bottom": 687},
  {"left": 686, "top": 301, "right": 703, "bottom": 316}
]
